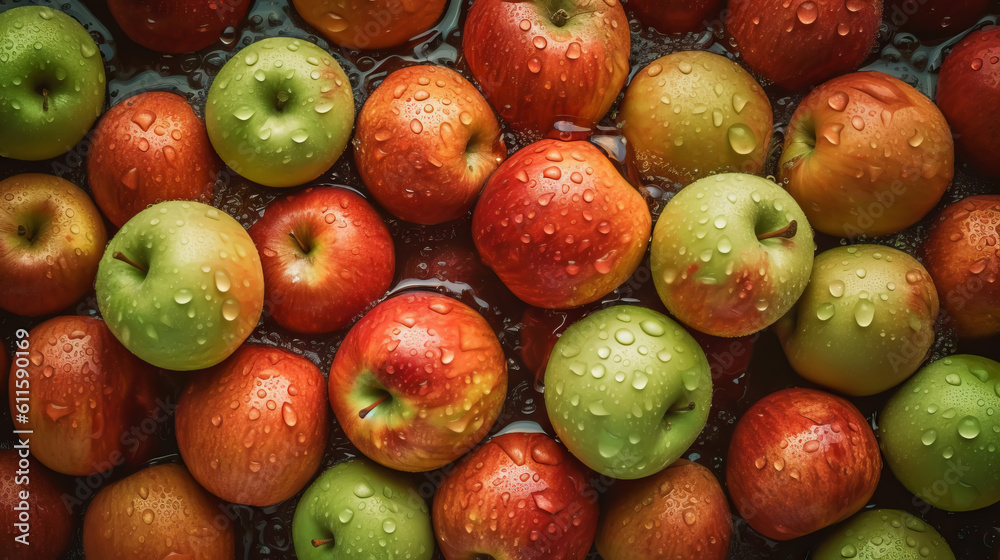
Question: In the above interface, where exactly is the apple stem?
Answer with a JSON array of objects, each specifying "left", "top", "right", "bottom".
[
  {"left": 552, "top": 8, "right": 570, "bottom": 26},
  {"left": 289, "top": 231, "right": 310, "bottom": 254},
  {"left": 311, "top": 538, "right": 334, "bottom": 548},
  {"left": 757, "top": 220, "right": 798, "bottom": 241},
  {"left": 359, "top": 394, "right": 389, "bottom": 419},
  {"left": 275, "top": 91, "right": 289, "bottom": 111},
  {"left": 113, "top": 251, "right": 148, "bottom": 274},
  {"left": 42, "top": 88, "right": 49, "bottom": 112},
  {"left": 669, "top": 401, "right": 696, "bottom": 413},
  {"left": 17, "top": 225, "right": 33, "bottom": 242}
]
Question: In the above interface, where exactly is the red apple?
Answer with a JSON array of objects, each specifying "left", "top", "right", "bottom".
[
  {"left": 107, "top": 0, "right": 252, "bottom": 53},
  {"left": 626, "top": 0, "right": 723, "bottom": 33},
  {"left": 0, "top": 450, "right": 74, "bottom": 560},
  {"left": 291, "top": 0, "right": 448, "bottom": 49},
  {"left": 87, "top": 91, "right": 219, "bottom": 227},
  {"left": 248, "top": 187, "right": 395, "bottom": 334},
  {"left": 886, "top": 0, "right": 992, "bottom": 37},
  {"left": 354, "top": 64, "right": 507, "bottom": 225},
  {"left": 328, "top": 291, "right": 507, "bottom": 472},
  {"left": 8, "top": 316, "right": 161, "bottom": 476},
  {"left": 83, "top": 463, "right": 235, "bottom": 558},
  {"left": 779, "top": 71, "right": 955, "bottom": 238},
  {"left": 726, "top": 387, "right": 882, "bottom": 541},
  {"left": 0, "top": 173, "right": 107, "bottom": 316},
  {"left": 472, "top": 139, "right": 652, "bottom": 309},
  {"left": 176, "top": 344, "right": 329, "bottom": 506},
  {"left": 726, "top": 0, "right": 882, "bottom": 91},
  {"left": 936, "top": 26, "right": 1000, "bottom": 177},
  {"left": 432, "top": 431, "right": 598, "bottom": 560},
  {"left": 596, "top": 459, "right": 732, "bottom": 560},
  {"left": 518, "top": 306, "right": 585, "bottom": 383},
  {"left": 463, "top": 0, "right": 631, "bottom": 137},
  {"left": 921, "top": 195, "right": 1000, "bottom": 338}
]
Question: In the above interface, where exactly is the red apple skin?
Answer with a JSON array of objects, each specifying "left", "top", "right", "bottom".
[
  {"left": 463, "top": 0, "right": 631, "bottom": 137},
  {"left": 937, "top": 26, "right": 1000, "bottom": 177},
  {"left": 8, "top": 316, "right": 160, "bottom": 476},
  {"left": 921, "top": 195, "right": 1000, "bottom": 338},
  {"left": 87, "top": 91, "right": 219, "bottom": 227},
  {"left": 596, "top": 459, "right": 732, "bottom": 560},
  {"left": 328, "top": 291, "right": 507, "bottom": 472},
  {"left": 778, "top": 71, "right": 955, "bottom": 238},
  {"left": 472, "top": 139, "right": 652, "bottom": 309},
  {"left": 107, "top": 0, "right": 251, "bottom": 53},
  {"left": 291, "top": 0, "right": 448, "bottom": 49},
  {"left": 518, "top": 306, "right": 586, "bottom": 386},
  {"left": 248, "top": 187, "right": 395, "bottom": 334},
  {"left": 726, "top": 388, "right": 882, "bottom": 541},
  {"left": 0, "top": 450, "right": 73, "bottom": 560},
  {"left": 626, "top": 0, "right": 723, "bottom": 33},
  {"left": 0, "top": 173, "right": 108, "bottom": 317},
  {"left": 432, "top": 432, "right": 598, "bottom": 560},
  {"left": 354, "top": 65, "right": 507, "bottom": 225},
  {"left": 83, "top": 463, "right": 235, "bottom": 559},
  {"left": 886, "top": 0, "right": 992, "bottom": 37},
  {"left": 176, "top": 344, "right": 329, "bottom": 506},
  {"left": 726, "top": 0, "right": 882, "bottom": 91}
]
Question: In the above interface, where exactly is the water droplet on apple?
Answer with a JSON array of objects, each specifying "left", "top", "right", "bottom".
[
  {"left": 221, "top": 298, "right": 241, "bottom": 321},
  {"left": 840, "top": 544, "right": 858, "bottom": 558},
  {"left": 958, "top": 416, "right": 981, "bottom": 439},
  {"left": 174, "top": 289, "right": 193, "bottom": 304},
  {"left": 141, "top": 509, "right": 155, "bottom": 525},
  {"left": 632, "top": 372, "right": 648, "bottom": 390},
  {"left": 727, "top": 123, "right": 757, "bottom": 155},
  {"left": 532, "top": 36, "right": 547, "bottom": 49},
  {"left": 908, "top": 130, "right": 924, "bottom": 148},
  {"left": 850, "top": 115, "right": 865, "bottom": 131},
  {"left": 828, "top": 280, "right": 845, "bottom": 297},
  {"left": 249, "top": 461, "right": 261, "bottom": 473},
  {"left": 233, "top": 106, "right": 255, "bottom": 121},
  {"left": 527, "top": 58, "right": 543, "bottom": 73},
  {"left": 854, "top": 299, "right": 875, "bottom": 327},
  {"left": 816, "top": 302, "right": 836, "bottom": 321},
  {"left": 796, "top": 1, "right": 818, "bottom": 24},
  {"left": 598, "top": 430, "right": 624, "bottom": 458},
  {"left": 354, "top": 482, "right": 375, "bottom": 499},
  {"left": 566, "top": 42, "right": 582, "bottom": 59},
  {"left": 291, "top": 130, "right": 309, "bottom": 143},
  {"left": 338, "top": 508, "right": 354, "bottom": 523},
  {"left": 614, "top": 329, "right": 635, "bottom": 345},
  {"left": 382, "top": 519, "right": 396, "bottom": 534},
  {"left": 921, "top": 429, "right": 937, "bottom": 446}
]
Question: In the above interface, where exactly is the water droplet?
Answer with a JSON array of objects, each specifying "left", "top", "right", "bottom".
[
  {"left": 174, "top": 289, "right": 193, "bottom": 304},
  {"left": 727, "top": 123, "right": 757, "bottom": 155},
  {"left": 528, "top": 58, "right": 542, "bottom": 73},
  {"left": 796, "top": 1, "right": 818, "bottom": 24},
  {"left": 854, "top": 299, "right": 875, "bottom": 327},
  {"left": 354, "top": 482, "right": 375, "bottom": 499},
  {"left": 816, "top": 302, "right": 836, "bottom": 321},
  {"left": 957, "top": 416, "right": 981, "bottom": 439},
  {"left": 233, "top": 106, "right": 255, "bottom": 121},
  {"left": 221, "top": 298, "right": 241, "bottom": 321},
  {"left": 828, "top": 280, "right": 845, "bottom": 298},
  {"left": 921, "top": 429, "right": 937, "bottom": 446},
  {"left": 281, "top": 402, "right": 297, "bottom": 427},
  {"left": 615, "top": 329, "right": 635, "bottom": 345},
  {"left": 827, "top": 91, "right": 849, "bottom": 112}
]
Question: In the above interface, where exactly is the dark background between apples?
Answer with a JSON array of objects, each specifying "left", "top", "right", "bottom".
[{"left": 1, "top": 0, "right": 999, "bottom": 558}]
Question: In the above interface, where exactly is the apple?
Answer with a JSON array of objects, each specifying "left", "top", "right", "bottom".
[
  {"left": 619, "top": 52, "right": 773, "bottom": 186},
  {"left": 95, "top": 200, "right": 264, "bottom": 371},
  {"left": 433, "top": 431, "right": 598, "bottom": 560},
  {"left": 595, "top": 459, "right": 732, "bottom": 560},
  {"left": 463, "top": 0, "right": 631, "bottom": 137},
  {"left": 626, "top": 0, "right": 723, "bottom": 33},
  {"left": 291, "top": 0, "right": 448, "bottom": 50},
  {"left": 249, "top": 187, "right": 395, "bottom": 334},
  {"left": 472, "top": 139, "right": 652, "bottom": 309},
  {"left": 886, "top": 0, "right": 992, "bottom": 37},
  {"left": 0, "top": 174, "right": 107, "bottom": 317},
  {"left": 650, "top": 173, "right": 814, "bottom": 338},
  {"left": 328, "top": 291, "right": 507, "bottom": 472},
  {"left": 7, "top": 316, "right": 161, "bottom": 476},
  {"left": 292, "top": 458, "right": 434, "bottom": 560},
  {"left": 813, "top": 508, "right": 956, "bottom": 560},
  {"left": 176, "top": 344, "right": 329, "bottom": 506},
  {"left": 544, "top": 305, "right": 712, "bottom": 479},
  {"left": 921, "top": 195, "right": 1000, "bottom": 338},
  {"left": 205, "top": 37, "right": 355, "bottom": 188},
  {"left": 519, "top": 306, "right": 586, "bottom": 385},
  {"left": 0, "top": 450, "right": 74, "bottom": 560},
  {"left": 87, "top": 91, "right": 220, "bottom": 227},
  {"left": 83, "top": 463, "right": 235, "bottom": 558},
  {"left": 778, "top": 71, "right": 955, "bottom": 238},
  {"left": 936, "top": 26, "right": 1000, "bottom": 177},
  {"left": 0, "top": 6, "right": 106, "bottom": 160},
  {"left": 396, "top": 233, "right": 509, "bottom": 310},
  {"left": 354, "top": 64, "right": 507, "bottom": 225},
  {"left": 879, "top": 354, "right": 1000, "bottom": 512},
  {"left": 774, "top": 245, "right": 940, "bottom": 396},
  {"left": 726, "top": 0, "right": 882, "bottom": 92},
  {"left": 107, "top": 0, "right": 252, "bottom": 53},
  {"left": 726, "top": 387, "right": 882, "bottom": 541}
]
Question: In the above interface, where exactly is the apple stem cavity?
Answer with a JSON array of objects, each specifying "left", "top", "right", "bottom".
[
  {"left": 757, "top": 220, "right": 798, "bottom": 241},
  {"left": 113, "top": 251, "right": 148, "bottom": 274},
  {"left": 17, "top": 225, "right": 33, "bottom": 241},
  {"left": 359, "top": 393, "right": 389, "bottom": 419},
  {"left": 41, "top": 87, "right": 49, "bottom": 111},
  {"left": 275, "top": 91, "right": 289, "bottom": 112},
  {"left": 551, "top": 8, "right": 570, "bottom": 26},
  {"left": 289, "top": 231, "right": 310, "bottom": 254},
  {"left": 311, "top": 538, "right": 334, "bottom": 548}
]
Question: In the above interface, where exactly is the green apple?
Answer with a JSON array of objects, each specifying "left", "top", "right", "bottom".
[
  {"left": 879, "top": 355, "right": 1000, "bottom": 512},
  {"left": 292, "top": 458, "right": 434, "bottom": 560},
  {"left": 95, "top": 201, "right": 264, "bottom": 371},
  {"left": 0, "top": 6, "right": 106, "bottom": 160},
  {"left": 205, "top": 37, "right": 355, "bottom": 187},
  {"left": 651, "top": 173, "right": 815, "bottom": 338},
  {"left": 543, "top": 305, "right": 712, "bottom": 479},
  {"left": 813, "top": 508, "right": 955, "bottom": 560},
  {"left": 774, "top": 245, "right": 939, "bottom": 396}
]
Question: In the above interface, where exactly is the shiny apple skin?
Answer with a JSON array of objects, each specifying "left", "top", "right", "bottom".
[
  {"left": 107, "top": 0, "right": 251, "bottom": 53},
  {"left": 472, "top": 139, "right": 652, "bottom": 309},
  {"left": 779, "top": 71, "right": 954, "bottom": 238},
  {"left": 0, "top": 450, "right": 73, "bottom": 560},
  {"left": 627, "top": 0, "right": 723, "bottom": 33},
  {"left": 291, "top": 0, "right": 447, "bottom": 49},
  {"left": 354, "top": 64, "right": 507, "bottom": 225},
  {"left": 726, "top": 387, "right": 882, "bottom": 541}
]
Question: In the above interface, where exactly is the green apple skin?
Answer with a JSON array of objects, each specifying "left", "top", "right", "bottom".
[
  {"left": 651, "top": 173, "right": 815, "bottom": 338},
  {"left": 292, "top": 458, "right": 434, "bottom": 560},
  {"left": 0, "top": 6, "right": 106, "bottom": 160},
  {"left": 813, "top": 508, "right": 955, "bottom": 560},
  {"left": 879, "top": 355, "right": 1000, "bottom": 512},
  {"left": 774, "top": 245, "right": 939, "bottom": 396},
  {"left": 206, "top": 37, "right": 355, "bottom": 188},
  {"left": 544, "top": 305, "right": 712, "bottom": 479},
  {"left": 95, "top": 201, "right": 264, "bottom": 371}
]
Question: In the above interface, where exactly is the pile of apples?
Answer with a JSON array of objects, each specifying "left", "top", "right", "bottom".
[{"left": 1, "top": 0, "right": 999, "bottom": 558}]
